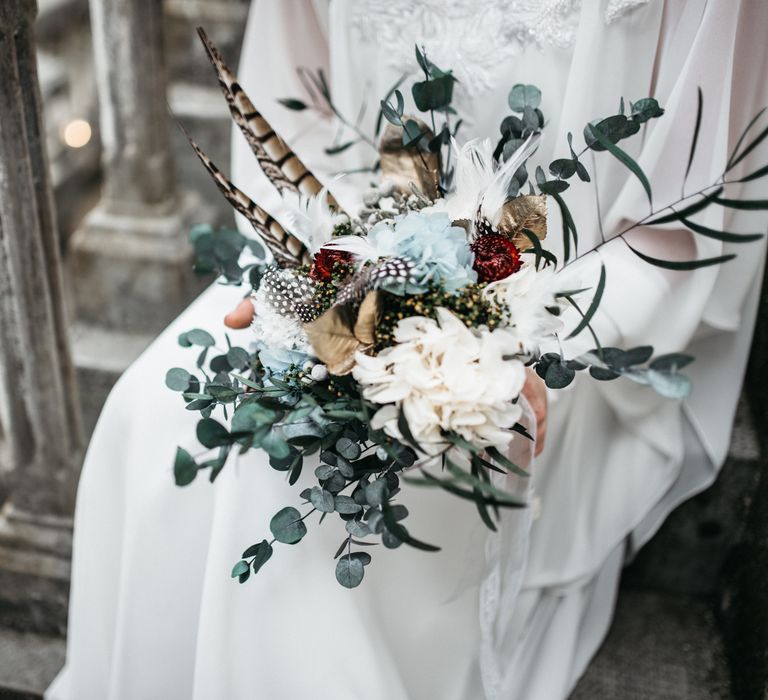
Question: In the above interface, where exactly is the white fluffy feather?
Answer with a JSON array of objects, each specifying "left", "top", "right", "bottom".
[
  {"left": 281, "top": 184, "right": 343, "bottom": 254},
  {"left": 444, "top": 134, "right": 540, "bottom": 224}
]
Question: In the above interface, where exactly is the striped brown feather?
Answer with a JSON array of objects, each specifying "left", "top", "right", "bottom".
[
  {"left": 196, "top": 26, "right": 342, "bottom": 212},
  {"left": 184, "top": 132, "right": 310, "bottom": 267}
]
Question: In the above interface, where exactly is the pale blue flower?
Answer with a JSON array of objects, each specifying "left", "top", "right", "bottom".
[
  {"left": 366, "top": 211, "right": 476, "bottom": 294},
  {"left": 258, "top": 345, "right": 309, "bottom": 378}
]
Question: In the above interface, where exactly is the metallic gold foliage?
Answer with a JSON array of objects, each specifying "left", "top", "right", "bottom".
[
  {"left": 379, "top": 117, "right": 440, "bottom": 200},
  {"left": 499, "top": 195, "right": 548, "bottom": 249},
  {"left": 304, "top": 292, "right": 380, "bottom": 375}
]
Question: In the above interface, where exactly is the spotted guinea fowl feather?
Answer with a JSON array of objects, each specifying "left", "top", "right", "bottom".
[
  {"left": 183, "top": 127, "right": 310, "bottom": 268},
  {"left": 196, "top": 27, "right": 343, "bottom": 213}
]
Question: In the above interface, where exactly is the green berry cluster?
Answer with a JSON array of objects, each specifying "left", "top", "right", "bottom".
[
  {"left": 375, "top": 285, "right": 504, "bottom": 351},
  {"left": 332, "top": 221, "right": 353, "bottom": 237}
]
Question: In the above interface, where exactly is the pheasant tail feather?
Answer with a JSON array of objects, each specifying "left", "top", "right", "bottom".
[
  {"left": 183, "top": 128, "right": 310, "bottom": 267},
  {"left": 196, "top": 27, "right": 342, "bottom": 212}
]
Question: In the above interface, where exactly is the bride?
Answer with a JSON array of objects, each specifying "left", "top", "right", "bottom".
[{"left": 48, "top": 1, "right": 768, "bottom": 698}]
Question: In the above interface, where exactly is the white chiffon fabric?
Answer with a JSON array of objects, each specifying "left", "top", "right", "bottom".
[{"left": 49, "top": 1, "right": 768, "bottom": 699}]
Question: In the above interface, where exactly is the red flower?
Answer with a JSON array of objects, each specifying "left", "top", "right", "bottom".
[
  {"left": 471, "top": 234, "right": 522, "bottom": 282},
  {"left": 310, "top": 248, "right": 353, "bottom": 282}
]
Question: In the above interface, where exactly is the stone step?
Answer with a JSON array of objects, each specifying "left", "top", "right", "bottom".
[
  {"left": 571, "top": 590, "right": 731, "bottom": 699},
  {"left": 0, "top": 629, "right": 64, "bottom": 700},
  {"left": 70, "top": 324, "right": 155, "bottom": 437}
]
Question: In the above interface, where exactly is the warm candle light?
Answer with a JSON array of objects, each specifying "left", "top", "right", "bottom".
[{"left": 63, "top": 119, "right": 92, "bottom": 148}]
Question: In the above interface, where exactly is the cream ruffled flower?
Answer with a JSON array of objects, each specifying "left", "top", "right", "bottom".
[
  {"left": 483, "top": 263, "right": 565, "bottom": 353},
  {"left": 353, "top": 308, "right": 526, "bottom": 455}
]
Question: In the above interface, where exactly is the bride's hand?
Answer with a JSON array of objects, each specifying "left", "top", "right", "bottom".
[
  {"left": 522, "top": 368, "right": 547, "bottom": 456},
  {"left": 224, "top": 297, "right": 255, "bottom": 329}
]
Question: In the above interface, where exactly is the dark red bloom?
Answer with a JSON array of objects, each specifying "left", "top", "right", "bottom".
[
  {"left": 310, "top": 248, "right": 353, "bottom": 281},
  {"left": 471, "top": 234, "right": 522, "bottom": 282}
]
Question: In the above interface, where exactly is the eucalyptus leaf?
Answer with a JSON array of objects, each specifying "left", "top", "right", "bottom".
[
  {"left": 231, "top": 560, "right": 249, "bottom": 578},
  {"left": 226, "top": 347, "right": 251, "bottom": 370},
  {"left": 165, "top": 368, "right": 192, "bottom": 392},
  {"left": 549, "top": 159, "right": 577, "bottom": 179},
  {"left": 412, "top": 75, "right": 455, "bottom": 111},
  {"left": 335, "top": 495, "right": 362, "bottom": 514},
  {"left": 630, "top": 97, "right": 664, "bottom": 123},
  {"left": 346, "top": 518, "right": 371, "bottom": 537},
  {"left": 646, "top": 369, "right": 692, "bottom": 399},
  {"left": 197, "top": 418, "right": 231, "bottom": 448},
  {"left": 315, "top": 464, "right": 335, "bottom": 480},
  {"left": 270, "top": 507, "right": 307, "bottom": 544},
  {"left": 335, "top": 555, "right": 364, "bottom": 588},
  {"left": 262, "top": 431, "right": 292, "bottom": 459},
  {"left": 243, "top": 540, "right": 273, "bottom": 574},
  {"left": 206, "top": 384, "right": 240, "bottom": 403},
  {"left": 185, "top": 329, "right": 215, "bottom": 347},
  {"left": 508, "top": 84, "right": 541, "bottom": 112},
  {"left": 365, "top": 479, "right": 389, "bottom": 507},
  {"left": 308, "top": 486, "right": 336, "bottom": 513},
  {"left": 650, "top": 353, "right": 694, "bottom": 371},
  {"left": 173, "top": 447, "right": 198, "bottom": 486}
]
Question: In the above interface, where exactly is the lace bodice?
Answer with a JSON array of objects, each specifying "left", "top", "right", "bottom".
[{"left": 351, "top": 0, "right": 651, "bottom": 95}]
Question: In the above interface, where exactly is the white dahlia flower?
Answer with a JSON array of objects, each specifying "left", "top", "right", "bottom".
[{"left": 352, "top": 308, "right": 526, "bottom": 455}]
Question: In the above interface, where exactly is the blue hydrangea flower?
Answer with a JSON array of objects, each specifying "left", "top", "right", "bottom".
[
  {"left": 257, "top": 345, "right": 309, "bottom": 379},
  {"left": 367, "top": 211, "right": 476, "bottom": 294}
]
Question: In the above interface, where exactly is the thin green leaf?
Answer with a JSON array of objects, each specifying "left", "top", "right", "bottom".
[
  {"left": 728, "top": 122, "right": 768, "bottom": 172},
  {"left": 485, "top": 446, "right": 529, "bottom": 478},
  {"left": 375, "top": 74, "right": 408, "bottom": 136},
  {"left": 590, "top": 123, "right": 652, "bottom": 205},
  {"left": 382, "top": 508, "right": 441, "bottom": 552},
  {"left": 324, "top": 140, "right": 357, "bottom": 155},
  {"left": 681, "top": 217, "right": 763, "bottom": 243},
  {"left": 684, "top": 88, "right": 703, "bottom": 188},
  {"left": 397, "top": 410, "right": 423, "bottom": 454},
  {"left": 627, "top": 244, "right": 735, "bottom": 270},
  {"left": 405, "top": 471, "right": 523, "bottom": 509},
  {"left": 646, "top": 187, "right": 724, "bottom": 225},
  {"left": 713, "top": 196, "right": 768, "bottom": 211},
  {"left": 469, "top": 461, "right": 497, "bottom": 531},
  {"left": 551, "top": 191, "right": 577, "bottom": 261},
  {"left": 727, "top": 107, "right": 767, "bottom": 170},
  {"left": 567, "top": 263, "right": 605, "bottom": 339},
  {"left": 277, "top": 98, "right": 307, "bottom": 111},
  {"left": 736, "top": 163, "right": 768, "bottom": 183},
  {"left": 446, "top": 458, "right": 526, "bottom": 506}
]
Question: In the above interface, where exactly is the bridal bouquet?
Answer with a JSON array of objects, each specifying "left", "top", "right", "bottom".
[{"left": 166, "top": 30, "right": 767, "bottom": 588}]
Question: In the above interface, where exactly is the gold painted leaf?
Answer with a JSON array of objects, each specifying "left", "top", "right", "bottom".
[
  {"left": 379, "top": 116, "right": 440, "bottom": 199},
  {"left": 499, "top": 195, "right": 547, "bottom": 250},
  {"left": 304, "top": 292, "right": 382, "bottom": 375},
  {"left": 304, "top": 305, "right": 360, "bottom": 376},
  {"left": 353, "top": 291, "right": 380, "bottom": 346}
]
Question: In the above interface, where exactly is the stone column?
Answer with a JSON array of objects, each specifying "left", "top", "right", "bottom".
[
  {"left": 0, "top": 0, "right": 84, "bottom": 633},
  {"left": 70, "top": 0, "right": 206, "bottom": 335}
]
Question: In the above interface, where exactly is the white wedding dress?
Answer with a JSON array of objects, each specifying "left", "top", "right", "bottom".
[{"left": 48, "top": 1, "right": 768, "bottom": 699}]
